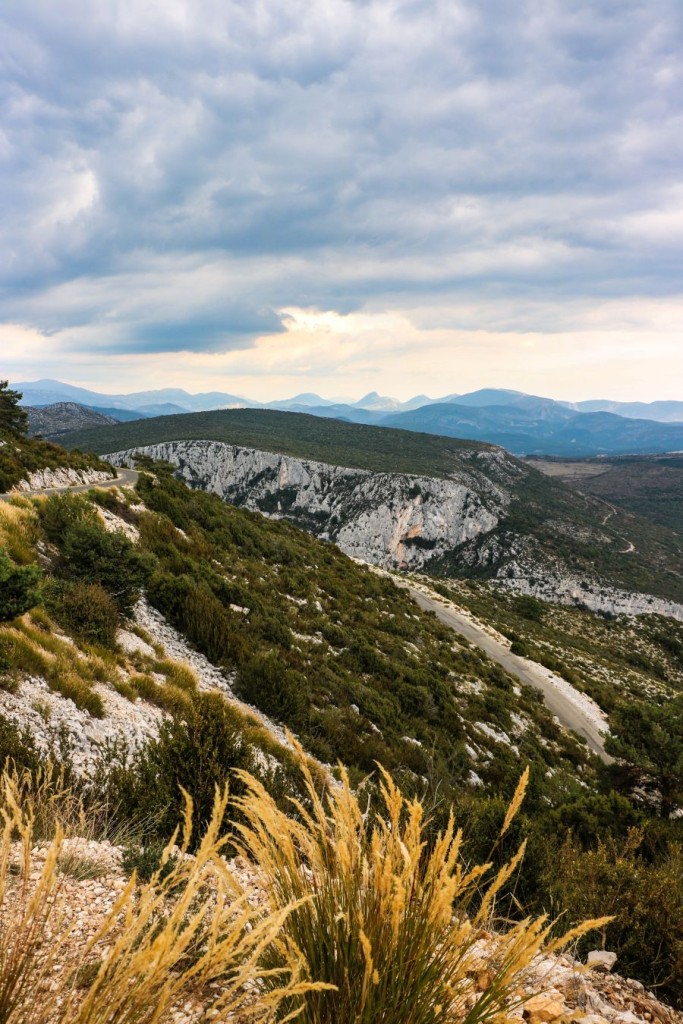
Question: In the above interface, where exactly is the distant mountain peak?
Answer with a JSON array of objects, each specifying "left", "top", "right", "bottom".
[{"left": 353, "top": 392, "right": 403, "bottom": 411}]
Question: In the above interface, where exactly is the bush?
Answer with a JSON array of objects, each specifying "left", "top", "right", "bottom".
[
  {"left": 45, "top": 580, "right": 118, "bottom": 648},
  {"left": 0, "top": 714, "right": 41, "bottom": 774},
  {"left": 121, "top": 841, "right": 178, "bottom": 883},
  {"left": 58, "top": 520, "right": 149, "bottom": 616},
  {"left": 0, "top": 548, "right": 41, "bottom": 622},
  {"left": 547, "top": 831, "right": 683, "bottom": 1005},
  {"left": 510, "top": 639, "right": 530, "bottom": 657},
  {"left": 95, "top": 692, "right": 255, "bottom": 845},
  {"left": 39, "top": 493, "right": 98, "bottom": 544},
  {"left": 516, "top": 595, "right": 546, "bottom": 622},
  {"left": 236, "top": 652, "right": 305, "bottom": 723}
]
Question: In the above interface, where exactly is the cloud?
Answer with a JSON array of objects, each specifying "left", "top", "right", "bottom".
[{"left": 0, "top": 0, "right": 682, "bottom": 394}]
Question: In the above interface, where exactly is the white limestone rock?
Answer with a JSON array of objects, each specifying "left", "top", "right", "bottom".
[{"left": 12, "top": 467, "right": 113, "bottom": 491}]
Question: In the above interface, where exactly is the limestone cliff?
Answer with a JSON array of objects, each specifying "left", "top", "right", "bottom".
[
  {"left": 12, "top": 466, "right": 114, "bottom": 491},
  {"left": 108, "top": 440, "right": 683, "bottom": 621},
  {"left": 108, "top": 439, "right": 506, "bottom": 570}
]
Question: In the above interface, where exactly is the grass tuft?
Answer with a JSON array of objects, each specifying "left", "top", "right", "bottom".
[
  {"left": 0, "top": 769, "right": 325, "bottom": 1024},
  {"left": 234, "top": 738, "right": 610, "bottom": 1024}
]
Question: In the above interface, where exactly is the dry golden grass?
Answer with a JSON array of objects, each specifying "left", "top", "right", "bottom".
[
  {"left": 0, "top": 745, "right": 609, "bottom": 1024},
  {"left": 233, "top": 741, "right": 610, "bottom": 1024},
  {"left": 0, "top": 769, "right": 326, "bottom": 1024},
  {"left": 0, "top": 501, "right": 41, "bottom": 564}
]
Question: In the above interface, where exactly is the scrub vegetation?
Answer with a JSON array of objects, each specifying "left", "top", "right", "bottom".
[{"left": 1, "top": 431, "right": 683, "bottom": 1006}]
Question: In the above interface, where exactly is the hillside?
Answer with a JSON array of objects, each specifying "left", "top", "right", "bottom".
[
  {"left": 61, "top": 408, "right": 683, "bottom": 608},
  {"left": 530, "top": 455, "right": 683, "bottom": 533},
  {"left": 2, "top": 437, "right": 683, "bottom": 1004},
  {"left": 26, "top": 401, "right": 118, "bottom": 437},
  {"left": 58, "top": 406, "right": 491, "bottom": 475},
  {"left": 0, "top": 429, "right": 113, "bottom": 492}
]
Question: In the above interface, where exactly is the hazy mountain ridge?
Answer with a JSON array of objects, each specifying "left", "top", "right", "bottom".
[
  {"left": 381, "top": 403, "right": 683, "bottom": 456},
  {"left": 17, "top": 380, "right": 683, "bottom": 457}
]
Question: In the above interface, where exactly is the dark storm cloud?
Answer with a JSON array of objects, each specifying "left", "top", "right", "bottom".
[{"left": 1, "top": 0, "right": 682, "bottom": 353}]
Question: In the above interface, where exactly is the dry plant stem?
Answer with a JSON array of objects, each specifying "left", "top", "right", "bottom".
[
  {"left": 233, "top": 737, "right": 611, "bottom": 1024},
  {"left": 0, "top": 771, "right": 327, "bottom": 1024},
  {"left": 0, "top": 774, "right": 72, "bottom": 1024}
]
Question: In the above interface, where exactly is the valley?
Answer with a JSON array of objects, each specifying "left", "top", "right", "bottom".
[{"left": 530, "top": 455, "right": 683, "bottom": 533}]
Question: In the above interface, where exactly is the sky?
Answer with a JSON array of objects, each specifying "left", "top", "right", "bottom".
[{"left": 1, "top": 0, "right": 682, "bottom": 402}]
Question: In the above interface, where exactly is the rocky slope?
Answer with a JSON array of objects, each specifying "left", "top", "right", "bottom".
[
  {"left": 108, "top": 440, "right": 683, "bottom": 621},
  {"left": 26, "top": 402, "right": 118, "bottom": 438},
  {"left": 110, "top": 439, "right": 509, "bottom": 569},
  {"left": 11, "top": 465, "right": 114, "bottom": 491},
  {"left": 14, "top": 834, "right": 683, "bottom": 1024}
]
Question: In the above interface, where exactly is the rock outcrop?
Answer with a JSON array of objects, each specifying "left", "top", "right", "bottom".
[
  {"left": 108, "top": 440, "right": 507, "bottom": 571},
  {"left": 12, "top": 466, "right": 113, "bottom": 491}
]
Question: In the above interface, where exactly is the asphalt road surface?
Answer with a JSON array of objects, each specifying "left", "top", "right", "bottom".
[
  {"left": 0, "top": 468, "right": 139, "bottom": 501},
  {"left": 407, "top": 586, "right": 612, "bottom": 762}
]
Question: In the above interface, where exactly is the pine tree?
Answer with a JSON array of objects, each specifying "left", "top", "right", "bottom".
[{"left": 0, "top": 380, "right": 28, "bottom": 436}]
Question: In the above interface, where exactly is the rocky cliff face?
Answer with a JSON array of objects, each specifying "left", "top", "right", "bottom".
[
  {"left": 108, "top": 439, "right": 506, "bottom": 570},
  {"left": 494, "top": 547, "right": 683, "bottom": 621},
  {"left": 108, "top": 440, "right": 683, "bottom": 621}
]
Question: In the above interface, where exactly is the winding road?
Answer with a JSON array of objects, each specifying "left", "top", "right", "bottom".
[
  {"left": 0, "top": 468, "right": 139, "bottom": 502},
  {"left": 406, "top": 586, "right": 612, "bottom": 762}
]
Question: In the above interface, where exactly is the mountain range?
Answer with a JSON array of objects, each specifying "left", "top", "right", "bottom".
[{"left": 17, "top": 379, "right": 683, "bottom": 457}]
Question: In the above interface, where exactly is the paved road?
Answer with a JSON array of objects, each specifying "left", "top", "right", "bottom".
[
  {"left": 0, "top": 468, "right": 139, "bottom": 501},
  {"left": 406, "top": 586, "right": 612, "bottom": 762}
]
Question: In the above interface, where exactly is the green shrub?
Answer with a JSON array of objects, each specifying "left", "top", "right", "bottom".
[
  {"left": 0, "top": 548, "right": 42, "bottom": 622},
  {"left": 44, "top": 580, "right": 118, "bottom": 648},
  {"left": 58, "top": 520, "right": 149, "bottom": 615},
  {"left": 547, "top": 831, "right": 683, "bottom": 1005},
  {"left": 121, "top": 841, "right": 178, "bottom": 883},
  {"left": 0, "top": 713, "right": 42, "bottom": 772},
  {"left": 510, "top": 639, "right": 530, "bottom": 657},
  {"left": 39, "top": 492, "right": 98, "bottom": 544},
  {"left": 236, "top": 652, "right": 305, "bottom": 723},
  {"left": 94, "top": 692, "right": 255, "bottom": 845},
  {"left": 515, "top": 594, "right": 546, "bottom": 622}
]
